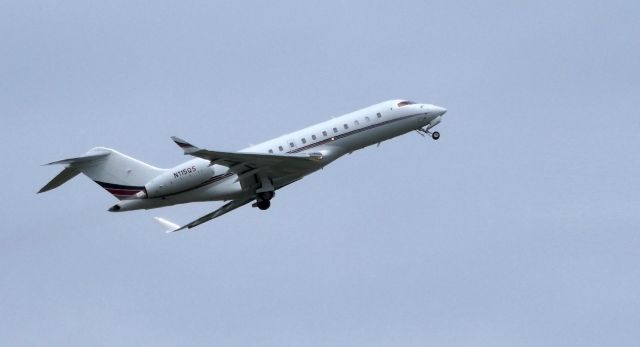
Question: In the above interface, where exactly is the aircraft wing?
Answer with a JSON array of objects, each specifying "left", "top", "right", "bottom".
[
  {"left": 171, "top": 136, "right": 321, "bottom": 188},
  {"left": 164, "top": 197, "right": 254, "bottom": 233},
  {"left": 171, "top": 136, "right": 318, "bottom": 166},
  {"left": 166, "top": 137, "right": 323, "bottom": 231}
]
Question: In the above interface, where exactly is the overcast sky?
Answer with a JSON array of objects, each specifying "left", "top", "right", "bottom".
[{"left": 2, "top": 1, "right": 639, "bottom": 346}]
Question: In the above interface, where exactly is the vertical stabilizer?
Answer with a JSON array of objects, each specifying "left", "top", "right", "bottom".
[{"left": 39, "top": 148, "right": 167, "bottom": 200}]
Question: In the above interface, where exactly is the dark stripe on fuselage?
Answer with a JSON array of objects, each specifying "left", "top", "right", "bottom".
[
  {"left": 155, "top": 172, "right": 235, "bottom": 198},
  {"left": 94, "top": 172, "right": 235, "bottom": 200},
  {"left": 95, "top": 181, "right": 145, "bottom": 190},
  {"left": 94, "top": 181, "right": 145, "bottom": 200},
  {"left": 105, "top": 188, "right": 140, "bottom": 196},
  {"left": 192, "top": 172, "right": 235, "bottom": 190},
  {"left": 286, "top": 113, "right": 419, "bottom": 154}
]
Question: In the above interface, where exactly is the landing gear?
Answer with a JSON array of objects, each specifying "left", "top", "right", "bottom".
[
  {"left": 252, "top": 176, "right": 275, "bottom": 210},
  {"left": 252, "top": 191, "right": 275, "bottom": 210},
  {"left": 256, "top": 200, "right": 271, "bottom": 210},
  {"left": 416, "top": 128, "right": 441, "bottom": 141}
]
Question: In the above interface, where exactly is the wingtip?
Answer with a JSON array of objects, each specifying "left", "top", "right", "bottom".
[
  {"left": 154, "top": 217, "right": 181, "bottom": 233},
  {"left": 41, "top": 160, "right": 63, "bottom": 166},
  {"left": 166, "top": 225, "right": 188, "bottom": 233},
  {"left": 171, "top": 136, "right": 198, "bottom": 153}
]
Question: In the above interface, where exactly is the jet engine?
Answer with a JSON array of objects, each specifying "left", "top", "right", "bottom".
[{"left": 144, "top": 161, "right": 212, "bottom": 198}]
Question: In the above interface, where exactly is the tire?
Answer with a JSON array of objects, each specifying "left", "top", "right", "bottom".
[
  {"left": 257, "top": 200, "right": 271, "bottom": 210},
  {"left": 432, "top": 131, "right": 440, "bottom": 140}
]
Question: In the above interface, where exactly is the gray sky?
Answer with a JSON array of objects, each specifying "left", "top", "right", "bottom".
[{"left": 2, "top": 1, "right": 639, "bottom": 346}]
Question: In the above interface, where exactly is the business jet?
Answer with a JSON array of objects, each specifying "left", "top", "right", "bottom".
[{"left": 39, "top": 99, "right": 446, "bottom": 232}]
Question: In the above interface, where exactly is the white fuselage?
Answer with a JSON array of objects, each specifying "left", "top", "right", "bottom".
[{"left": 115, "top": 100, "right": 446, "bottom": 211}]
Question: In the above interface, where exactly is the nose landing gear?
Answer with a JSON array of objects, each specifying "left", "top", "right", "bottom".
[{"left": 416, "top": 128, "right": 440, "bottom": 140}]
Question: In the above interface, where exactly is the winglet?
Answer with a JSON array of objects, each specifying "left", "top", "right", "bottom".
[
  {"left": 170, "top": 136, "right": 199, "bottom": 154},
  {"left": 153, "top": 217, "right": 182, "bottom": 233}
]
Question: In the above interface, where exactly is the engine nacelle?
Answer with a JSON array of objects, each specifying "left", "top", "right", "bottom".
[{"left": 145, "top": 161, "right": 212, "bottom": 198}]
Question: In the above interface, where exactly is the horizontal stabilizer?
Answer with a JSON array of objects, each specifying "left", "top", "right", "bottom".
[
  {"left": 38, "top": 167, "right": 80, "bottom": 193},
  {"left": 38, "top": 151, "right": 111, "bottom": 194},
  {"left": 43, "top": 151, "right": 110, "bottom": 166}
]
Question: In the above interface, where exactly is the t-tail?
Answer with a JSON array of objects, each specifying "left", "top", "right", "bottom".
[{"left": 38, "top": 147, "right": 166, "bottom": 200}]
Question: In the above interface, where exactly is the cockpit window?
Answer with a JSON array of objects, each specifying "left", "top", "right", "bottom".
[{"left": 397, "top": 100, "right": 415, "bottom": 107}]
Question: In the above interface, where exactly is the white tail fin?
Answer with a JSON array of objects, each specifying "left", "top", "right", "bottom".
[{"left": 39, "top": 147, "right": 166, "bottom": 200}]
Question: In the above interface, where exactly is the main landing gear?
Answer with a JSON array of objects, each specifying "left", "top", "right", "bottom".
[
  {"left": 252, "top": 176, "right": 275, "bottom": 210},
  {"left": 416, "top": 127, "right": 440, "bottom": 140},
  {"left": 256, "top": 200, "right": 270, "bottom": 210},
  {"left": 252, "top": 191, "right": 274, "bottom": 210}
]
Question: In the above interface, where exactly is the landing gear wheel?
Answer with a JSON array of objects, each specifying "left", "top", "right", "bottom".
[
  {"left": 432, "top": 131, "right": 440, "bottom": 140},
  {"left": 257, "top": 200, "right": 271, "bottom": 210}
]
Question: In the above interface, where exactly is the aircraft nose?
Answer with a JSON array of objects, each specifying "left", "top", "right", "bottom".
[{"left": 433, "top": 105, "right": 447, "bottom": 116}]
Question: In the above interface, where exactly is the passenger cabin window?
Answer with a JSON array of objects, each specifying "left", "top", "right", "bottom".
[
  {"left": 365, "top": 116, "right": 371, "bottom": 122},
  {"left": 397, "top": 100, "right": 416, "bottom": 107},
  {"left": 268, "top": 149, "right": 273, "bottom": 154},
  {"left": 312, "top": 134, "right": 317, "bottom": 140},
  {"left": 322, "top": 131, "right": 328, "bottom": 136},
  {"left": 278, "top": 146, "right": 283, "bottom": 151},
  {"left": 333, "top": 127, "right": 338, "bottom": 133},
  {"left": 377, "top": 112, "right": 382, "bottom": 118},
  {"left": 301, "top": 138, "right": 307, "bottom": 144},
  {"left": 354, "top": 120, "right": 360, "bottom": 126},
  {"left": 289, "top": 142, "right": 295, "bottom": 148}
]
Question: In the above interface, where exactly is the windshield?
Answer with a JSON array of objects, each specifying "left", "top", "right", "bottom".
[{"left": 397, "top": 100, "right": 415, "bottom": 107}]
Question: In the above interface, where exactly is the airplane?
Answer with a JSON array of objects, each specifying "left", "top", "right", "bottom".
[{"left": 39, "top": 99, "right": 447, "bottom": 232}]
